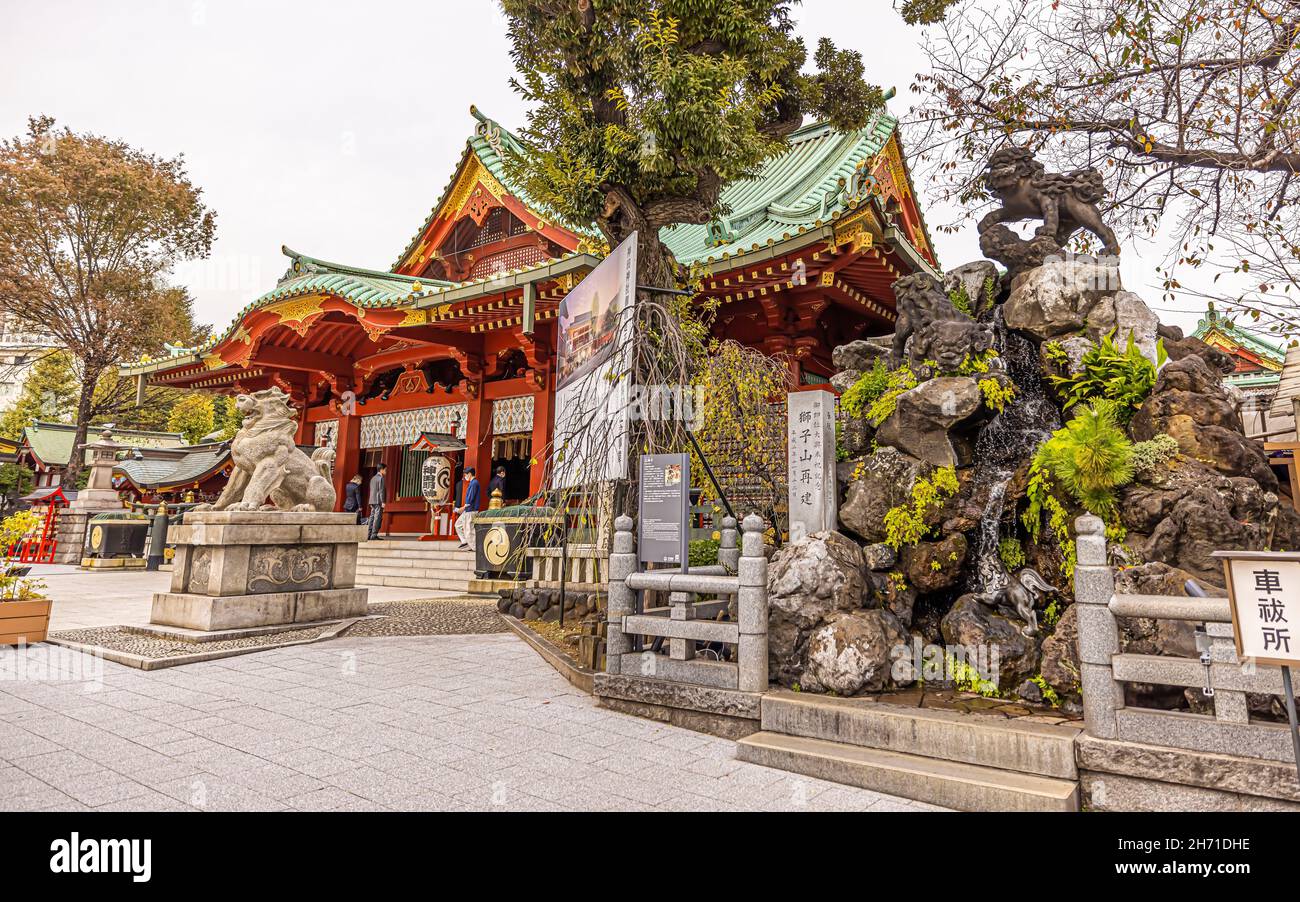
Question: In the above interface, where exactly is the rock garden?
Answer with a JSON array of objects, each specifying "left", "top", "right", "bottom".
[{"left": 766, "top": 149, "right": 1300, "bottom": 716}]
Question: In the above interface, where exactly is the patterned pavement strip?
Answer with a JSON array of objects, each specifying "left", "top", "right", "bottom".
[{"left": 0, "top": 633, "right": 947, "bottom": 812}]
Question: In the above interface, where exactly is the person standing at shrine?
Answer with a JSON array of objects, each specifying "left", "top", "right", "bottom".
[
  {"left": 343, "top": 474, "right": 363, "bottom": 524},
  {"left": 367, "top": 463, "right": 387, "bottom": 540},
  {"left": 456, "top": 467, "right": 480, "bottom": 550},
  {"left": 487, "top": 465, "right": 507, "bottom": 503}
]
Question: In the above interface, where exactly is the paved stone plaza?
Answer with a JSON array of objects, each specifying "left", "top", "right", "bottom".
[{"left": 0, "top": 633, "right": 942, "bottom": 812}]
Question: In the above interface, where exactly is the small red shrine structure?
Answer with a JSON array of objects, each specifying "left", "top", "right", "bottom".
[
  {"left": 12, "top": 485, "right": 71, "bottom": 563},
  {"left": 122, "top": 107, "right": 938, "bottom": 536}
]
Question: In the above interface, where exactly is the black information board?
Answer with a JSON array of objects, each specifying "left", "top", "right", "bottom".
[{"left": 639, "top": 452, "right": 690, "bottom": 568}]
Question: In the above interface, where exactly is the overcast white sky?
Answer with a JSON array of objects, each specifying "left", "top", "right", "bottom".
[{"left": 1, "top": 0, "right": 1206, "bottom": 338}]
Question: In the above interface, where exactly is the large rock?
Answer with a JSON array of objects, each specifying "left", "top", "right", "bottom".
[
  {"left": 1003, "top": 257, "right": 1121, "bottom": 340},
  {"left": 831, "top": 338, "right": 890, "bottom": 374},
  {"left": 839, "top": 447, "right": 929, "bottom": 544},
  {"left": 1087, "top": 290, "right": 1160, "bottom": 363},
  {"left": 1039, "top": 603, "right": 1080, "bottom": 699},
  {"left": 1114, "top": 563, "right": 1201, "bottom": 660},
  {"left": 766, "top": 531, "right": 869, "bottom": 685},
  {"left": 943, "top": 260, "right": 1002, "bottom": 318},
  {"left": 900, "top": 533, "right": 969, "bottom": 594},
  {"left": 940, "top": 594, "right": 1041, "bottom": 691},
  {"left": 874, "top": 376, "right": 982, "bottom": 468},
  {"left": 801, "top": 609, "right": 912, "bottom": 695},
  {"left": 1120, "top": 458, "right": 1276, "bottom": 583},
  {"left": 1158, "top": 322, "right": 1235, "bottom": 372},
  {"left": 1130, "top": 354, "right": 1275, "bottom": 488},
  {"left": 1041, "top": 335, "right": 1096, "bottom": 382}
]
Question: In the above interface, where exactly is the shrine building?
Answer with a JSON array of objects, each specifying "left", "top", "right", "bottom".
[{"left": 122, "top": 107, "right": 938, "bottom": 536}]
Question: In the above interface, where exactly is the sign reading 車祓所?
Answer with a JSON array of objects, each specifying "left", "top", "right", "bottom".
[{"left": 1216, "top": 550, "right": 1300, "bottom": 666}]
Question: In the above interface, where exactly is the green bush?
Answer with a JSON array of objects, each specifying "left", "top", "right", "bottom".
[
  {"left": 978, "top": 377, "right": 1016, "bottom": 413},
  {"left": 1032, "top": 401, "right": 1135, "bottom": 520},
  {"left": 840, "top": 359, "right": 918, "bottom": 426},
  {"left": 883, "top": 467, "right": 959, "bottom": 549},
  {"left": 689, "top": 538, "right": 720, "bottom": 568},
  {"left": 1048, "top": 330, "right": 1166, "bottom": 422}
]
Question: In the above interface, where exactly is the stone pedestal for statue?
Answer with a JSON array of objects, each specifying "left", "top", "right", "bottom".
[{"left": 150, "top": 511, "right": 369, "bottom": 631}]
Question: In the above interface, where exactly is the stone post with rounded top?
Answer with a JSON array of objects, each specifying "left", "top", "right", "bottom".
[
  {"left": 605, "top": 514, "right": 637, "bottom": 674},
  {"left": 717, "top": 515, "right": 739, "bottom": 573},
  {"left": 1074, "top": 514, "right": 1123, "bottom": 739},
  {"left": 736, "top": 513, "right": 769, "bottom": 693}
]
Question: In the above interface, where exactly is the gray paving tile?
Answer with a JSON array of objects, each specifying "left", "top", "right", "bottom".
[{"left": 0, "top": 633, "right": 940, "bottom": 813}]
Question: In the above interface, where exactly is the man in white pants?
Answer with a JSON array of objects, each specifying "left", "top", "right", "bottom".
[{"left": 455, "top": 467, "right": 480, "bottom": 550}]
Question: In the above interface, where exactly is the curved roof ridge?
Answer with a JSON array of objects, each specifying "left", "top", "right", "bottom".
[{"left": 280, "top": 246, "right": 449, "bottom": 286}]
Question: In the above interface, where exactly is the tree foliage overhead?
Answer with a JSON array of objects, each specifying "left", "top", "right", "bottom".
[
  {"left": 0, "top": 348, "right": 198, "bottom": 441},
  {"left": 0, "top": 116, "right": 214, "bottom": 479},
  {"left": 905, "top": 0, "right": 1300, "bottom": 336},
  {"left": 167, "top": 393, "right": 215, "bottom": 444},
  {"left": 498, "top": 0, "right": 884, "bottom": 286}
]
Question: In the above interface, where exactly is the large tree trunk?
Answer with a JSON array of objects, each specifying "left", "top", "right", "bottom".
[{"left": 62, "top": 365, "right": 101, "bottom": 487}]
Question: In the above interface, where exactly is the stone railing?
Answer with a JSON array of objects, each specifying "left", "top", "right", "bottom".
[
  {"left": 605, "top": 514, "right": 767, "bottom": 693},
  {"left": 1074, "top": 513, "right": 1300, "bottom": 765},
  {"left": 525, "top": 544, "right": 606, "bottom": 592}
]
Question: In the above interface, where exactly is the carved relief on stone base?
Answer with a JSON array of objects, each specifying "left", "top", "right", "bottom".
[{"left": 247, "top": 544, "right": 334, "bottom": 593}]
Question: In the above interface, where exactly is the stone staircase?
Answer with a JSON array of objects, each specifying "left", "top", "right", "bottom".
[
  {"left": 354, "top": 540, "right": 477, "bottom": 594},
  {"left": 736, "top": 690, "right": 1081, "bottom": 811}
]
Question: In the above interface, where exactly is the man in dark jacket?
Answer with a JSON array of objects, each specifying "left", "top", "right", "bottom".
[
  {"left": 487, "top": 466, "right": 507, "bottom": 503},
  {"left": 455, "top": 467, "right": 480, "bottom": 549},
  {"left": 343, "top": 475, "right": 363, "bottom": 524},
  {"left": 367, "top": 464, "right": 387, "bottom": 540}
]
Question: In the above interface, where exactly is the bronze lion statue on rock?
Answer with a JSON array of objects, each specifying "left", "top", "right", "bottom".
[
  {"left": 196, "top": 387, "right": 336, "bottom": 512},
  {"left": 978, "top": 146, "right": 1120, "bottom": 272}
]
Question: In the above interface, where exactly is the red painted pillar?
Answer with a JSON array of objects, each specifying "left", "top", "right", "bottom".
[
  {"left": 332, "top": 413, "right": 362, "bottom": 511},
  {"left": 529, "top": 369, "right": 554, "bottom": 497},
  {"left": 462, "top": 387, "right": 491, "bottom": 511}
]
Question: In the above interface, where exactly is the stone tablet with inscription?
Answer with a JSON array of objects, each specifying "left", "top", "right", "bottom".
[{"left": 787, "top": 390, "right": 838, "bottom": 543}]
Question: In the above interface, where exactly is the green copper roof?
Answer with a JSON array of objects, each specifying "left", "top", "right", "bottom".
[
  {"left": 122, "top": 248, "right": 600, "bottom": 376},
  {"left": 21, "top": 422, "right": 184, "bottom": 468},
  {"left": 1193, "top": 310, "right": 1286, "bottom": 365},
  {"left": 660, "top": 113, "right": 901, "bottom": 267},
  {"left": 1226, "top": 372, "right": 1282, "bottom": 389},
  {"left": 269, "top": 247, "right": 453, "bottom": 306}
]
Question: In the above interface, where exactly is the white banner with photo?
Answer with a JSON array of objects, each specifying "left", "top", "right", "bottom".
[{"left": 550, "top": 232, "right": 637, "bottom": 488}]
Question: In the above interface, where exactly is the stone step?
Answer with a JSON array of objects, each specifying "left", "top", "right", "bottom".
[
  {"left": 760, "top": 690, "right": 1081, "bottom": 779},
  {"left": 357, "top": 551, "right": 475, "bottom": 563},
  {"left": 359, "top": 574, "right": 474, "bottom": 591},
  {"left": 736, "top": 732, "right": 1079, "bottom": 812},
  {"left": 355, "top": 565, "right": 476, "bottom": 581},
  {"left": 358, "top": 545, "right": 473, "bottom": 559}
]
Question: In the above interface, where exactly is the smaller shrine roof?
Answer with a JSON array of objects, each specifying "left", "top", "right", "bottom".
[
  {"left": 20, "top": 422, "right": 185, "bottom": 469},
  {"left": 114, "top": 442, "right": 231, "bottom": 491}
]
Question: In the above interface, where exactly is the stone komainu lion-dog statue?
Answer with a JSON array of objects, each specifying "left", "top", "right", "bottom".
[
  {"left": 978, "top": 146, "right": 1121, "bottom": 272},
  {"left": 978, "top": 567, "right": 1057, "bottom": 637},
  {"left": 197, "top": 387, "right": 337, "bottom": 512},
  {"left": 890, "top": 272, "right": 995, "bottom": 372}
]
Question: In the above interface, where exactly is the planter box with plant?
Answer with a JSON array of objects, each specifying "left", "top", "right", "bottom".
[{"left": 1, "top": 510, "right": 50, "bottom": 645}]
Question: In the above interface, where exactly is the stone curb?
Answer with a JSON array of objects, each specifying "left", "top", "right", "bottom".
[
  {"left": 43, "top": 616, "right": 370, "bottom": 671},
  {"left": 501, "top": 615, "right": 595, "bottom": 694}
]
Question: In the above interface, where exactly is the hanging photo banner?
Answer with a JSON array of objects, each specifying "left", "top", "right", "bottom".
[{"left": 551, "top": 232, "right": 637, "bottom": 488}]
